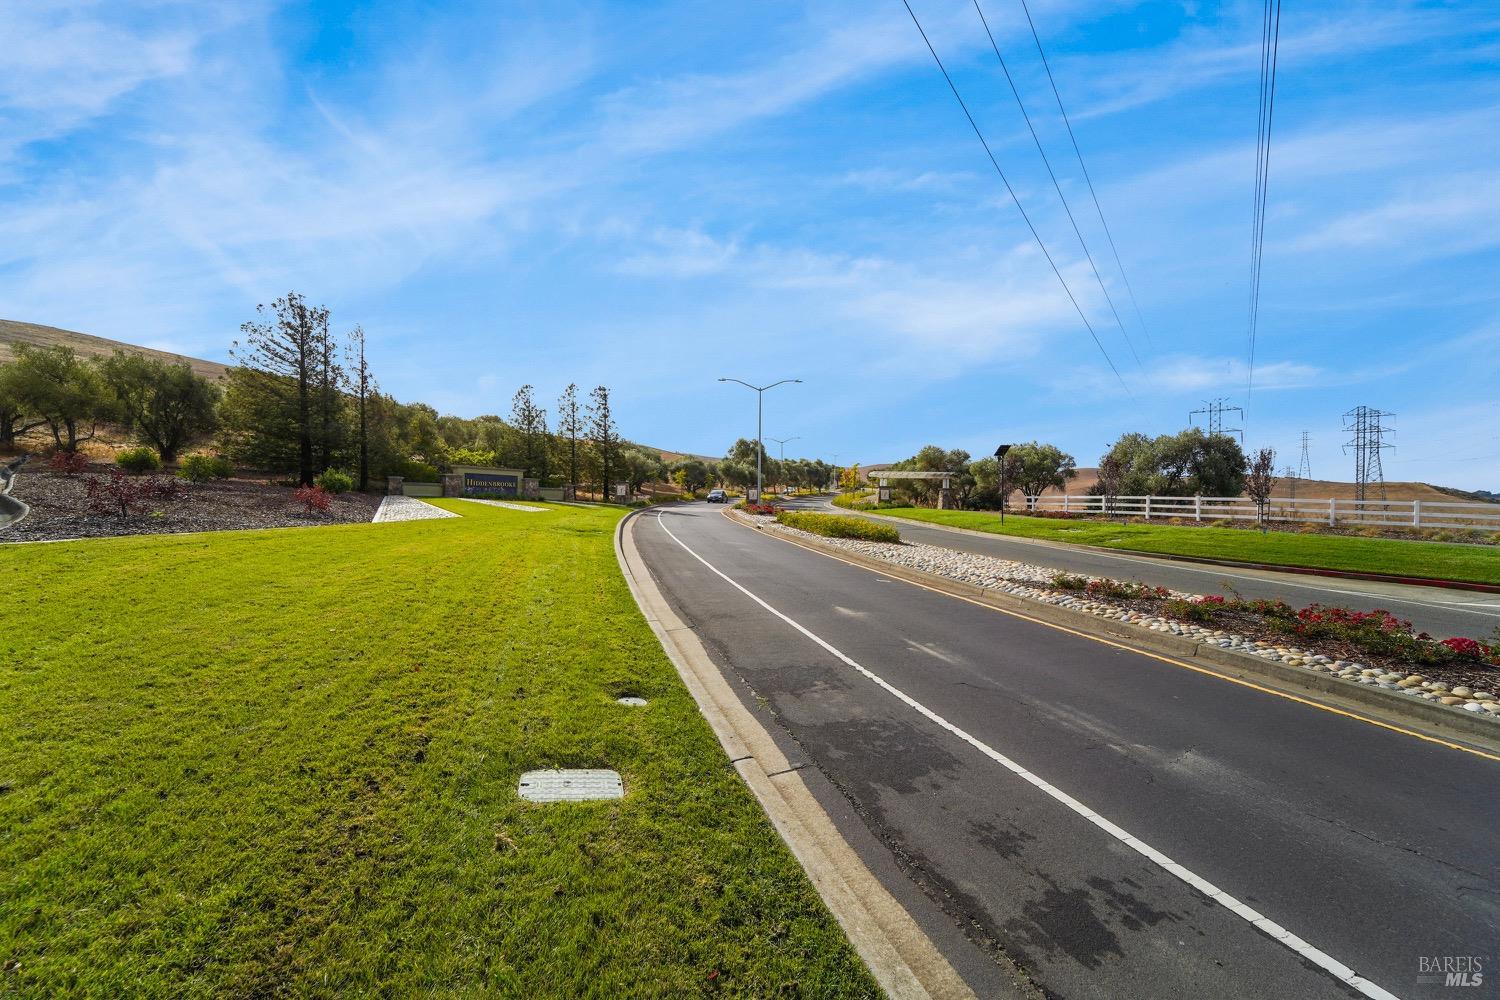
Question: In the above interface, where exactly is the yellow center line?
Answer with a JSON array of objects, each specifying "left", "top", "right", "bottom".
[{"left": 726, "top": 509, "right": 1500, "bottom": 765}]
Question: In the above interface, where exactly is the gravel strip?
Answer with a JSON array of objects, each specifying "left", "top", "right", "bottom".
[
  {"left": 746, "top": 514, "right": 1500, "bottom": 722},
  {"left": 452, "top": 498, "right": 547, "bottom": 512},
  {"left": 2, "top": 468, "right": 381, "bottom": 542},
  {"left": 373, "top": 496, "right": 460, "bottom": 522}
]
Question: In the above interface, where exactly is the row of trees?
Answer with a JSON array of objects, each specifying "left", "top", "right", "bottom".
[
  {"left": 0, "top": 291, "right": 647, "bottom": 496},
  {"left": 0, "top": 345, "right": 219, "bottom": 461},
  {"left": 875, "top": 442, "right": 1077, "bottom": 510},
  {"left": 874, "top": 430, "right": 1254, "bottom": 511},
  {"left": 217, "top": 292, "right": 637, "bottom": 490}
]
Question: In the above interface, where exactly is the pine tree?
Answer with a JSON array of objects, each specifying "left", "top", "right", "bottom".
[
  {"left": 231, "top": 292, "right": 339, "bottom": 486},
  {"left": 586, "top": 385, "right": 617, "bottom": 501},
  {"left": 556, "top": 383, "right": 581, "bottom": 489}
]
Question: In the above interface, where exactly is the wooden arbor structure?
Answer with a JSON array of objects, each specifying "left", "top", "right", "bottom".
[{"left": 871, "top": 470, "right": 960, "bottom": 510}]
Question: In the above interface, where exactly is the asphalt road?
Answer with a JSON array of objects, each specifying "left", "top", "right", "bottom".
[
  {"left": 810, "top": 497, "right": 1500, "bottom": 640},
  {"left": 633, "top": 502, "right": 1499, "bottom": 1000}
]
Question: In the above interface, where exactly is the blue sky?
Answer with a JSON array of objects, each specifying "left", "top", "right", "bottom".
[{"left": 3, "top": 2, "right": 1498, "bottom": 488}]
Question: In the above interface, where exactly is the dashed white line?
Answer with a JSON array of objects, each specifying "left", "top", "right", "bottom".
[{"left": 653, "top": 511, "right": 1400, "bottom": 1000}]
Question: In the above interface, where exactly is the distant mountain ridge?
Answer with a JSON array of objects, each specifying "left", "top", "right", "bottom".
[{"left": 0, "top": 319, "right": 228, "bottom": 381}]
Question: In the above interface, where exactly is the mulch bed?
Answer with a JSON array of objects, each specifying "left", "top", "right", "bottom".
[
  {"left": 1, "top": 466, "right": 381, "bottom": 543},
  {"left": 1049, "top": 587, "right": 1500, "bottom": 690}
]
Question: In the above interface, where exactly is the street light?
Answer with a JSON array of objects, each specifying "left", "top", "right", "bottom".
[
  {"left": 769, "top": 436, "right": 800, "bottom": 495},
  {"left": 994, "top": 444, "right": 1013, "bottom": 524},
  {"left": 719, "top": 378, "right": 802, "bottom": 501}
]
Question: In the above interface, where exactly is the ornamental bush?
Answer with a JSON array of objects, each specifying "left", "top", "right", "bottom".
[
  {"left": 294, "top": 484, "right": 333, "bottom": 514},
  {"left": 315, "top": 468, "right": 354, "bottom": 494},
  {"left": 178, "top": 453, "right": 234, "bottom": 483},
  {"left": 775, "top": 511, "right": 900, "bottom": 543},
  {"left": 49, "top": 451, "right": 89, "bottom": 476},
  {"left": 116, "top": 447, "right": 161, "bottom": 474}
]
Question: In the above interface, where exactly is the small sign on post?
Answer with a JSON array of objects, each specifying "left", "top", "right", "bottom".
[
  {"left": 878, "top": 486, "right": 892, "bottom": 502},
  {"left": 747, "top": 487, "right": 760, "bottom": 503}
]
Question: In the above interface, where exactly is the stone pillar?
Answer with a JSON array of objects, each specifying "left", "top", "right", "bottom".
[
  {"left": 386, "top": 476, "right": 404, "bottom": 496},
  {"left": 563, "top": 484, "right": 577, "bottom": 501},
  {"left": 523, "top": 478, "right": 540, "bottom": 499},
  {"left": 937, "top": 488, "right": 954, "bottom": 510},
  {"left": 441, "top": 474, "right": 463, "bottom": 497}
]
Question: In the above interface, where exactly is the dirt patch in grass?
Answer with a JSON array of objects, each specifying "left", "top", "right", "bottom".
[{"left": 1, "top": 465, "right": 380, "bottom": 543}]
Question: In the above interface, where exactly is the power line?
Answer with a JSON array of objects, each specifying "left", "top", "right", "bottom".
[
  {"left": 898, "top": 0, "right": 1131, "bottom": 396},
  {"left": 1247, "top": 0, "right": 1283, "bottom": 409},
  {"left": 1012, "top": 0, "right": 1151, "bottom": 346},
  {"left": 971, "top": 0, "right": 1141, "bottom": 369}
]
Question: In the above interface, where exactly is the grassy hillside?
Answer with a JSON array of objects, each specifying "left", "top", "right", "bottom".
[{"left": 0, "top": 319, "right": 228, "bottom": 381}]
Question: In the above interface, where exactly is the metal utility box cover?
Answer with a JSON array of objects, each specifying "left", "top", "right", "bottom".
[{"left": 518, "top": 769, "right": 624, "bottom": 802}]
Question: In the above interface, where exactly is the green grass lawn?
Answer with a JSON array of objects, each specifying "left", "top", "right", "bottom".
[
  {"left": 0, "top": 502, "right": 876, "bottom": 997},
  {"left": 868, "top": 508, "right": 1500, "bottom": 587}
]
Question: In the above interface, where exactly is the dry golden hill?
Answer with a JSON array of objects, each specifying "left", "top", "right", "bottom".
[
  {"left": 1041, "top": 468, "right": 1493, "bottom": 504},
  {"left": 0, "top": 319, "right": 228, "bottom": 381}
]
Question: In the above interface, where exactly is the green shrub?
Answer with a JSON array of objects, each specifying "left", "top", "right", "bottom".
[
  {"left": 775, "top": 511, "right": 900, "bottom": 543},
  {"left": 1051, "top": 573, "right": 1089, "bottom": 590},
  {"left": 1164, "top": 597, "right": 1218, "bottom": 623},
  {"left": 116, "top": 447, "right": 161, "bottom": 474},
  {"left": 178, "top": 453, "right": 234, "bottom": 483},
  {"left": 315, "top": 468, "right": 354, "bottom": 494},
  {"left": 395, "top": 459, "right": 440, "bottom": 483}
]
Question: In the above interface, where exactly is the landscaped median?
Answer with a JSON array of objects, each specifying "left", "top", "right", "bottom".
[
  {"left": 730, "top": 508, "right": 1500, "bottom": 738},
  {"left": 0, "top": 501, "right": 876, "bottom": 995},
  {"left": 848, "top": 505, "right": 1500, "bottom": 587}
]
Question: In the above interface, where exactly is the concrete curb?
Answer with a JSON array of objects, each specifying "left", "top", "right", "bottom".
[
  {"left": 839, "top": 505, "right": 1500, "bottom": 595},
  {"left": 729, "top": 510, "right": 1500, "bottom": 755},
  {"left": 615, "top": 508, "right": 979, "bottom": 1000}
]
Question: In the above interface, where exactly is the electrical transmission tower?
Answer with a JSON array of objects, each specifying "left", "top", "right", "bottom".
[
  {"left": 1189, "top": 398, "right": 1244, "bottom": 442},
  {"left": 1281, "top": 464, "right": 1299, "bottom": 500},
  {"left": 1341, "top": 406, "right": 1394, "bottom": 502},
  {"left": 1298, "top": 431, "right": 1312, "bottom": 480}
]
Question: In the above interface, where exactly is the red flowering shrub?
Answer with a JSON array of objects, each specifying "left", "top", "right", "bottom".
[
  {"left": 739, "top": 502, "right": 780, "bottom": 515},
  {"left": 295, "top": 485, "right": 333, "bottom": 514},
  {"left": 1440, "top": 637, "right": 1483, "bottom": 659},
  {"left": 1197, "top": 595, "right": 1227, "bottom": 607},
  {"left": 49, "top": 451, "right": 89, "bottom": 476},
  {"left": 1028, "top": 509, "right": 1081, "bottom": 520},
  {"left": 83, "top": 468, "right": 182, "bottom": 519}
]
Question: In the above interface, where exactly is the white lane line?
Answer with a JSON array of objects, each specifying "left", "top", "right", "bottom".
[{"left": 654, "top": 512, "right": 1400, "bottom": 1000}]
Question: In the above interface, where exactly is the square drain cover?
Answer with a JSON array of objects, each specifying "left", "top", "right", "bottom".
[{"left": 518, "top": 769, "right": 624, "bottom": 802}]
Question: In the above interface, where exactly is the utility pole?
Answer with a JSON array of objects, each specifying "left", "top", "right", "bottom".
[
  {"left": 1282, "top": 464, "right": 1298, "bottom": 500},
  {"left": 1189, "top": 398, "right": 1244, "bottom": 442},
  {"left": 1298, "top": 430, "right": 1313, "bottom": 481},
  {"left": 769, "top": 436, "right": 800, "bottom": 495},
  {"left": 718, "top": 378, "right": 802, "bottom": 502},
  {"left": 1342, "top": 406, "right": 1394, "bottom": 502}
]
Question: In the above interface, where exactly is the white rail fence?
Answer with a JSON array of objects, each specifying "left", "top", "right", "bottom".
[{"left": 1027, "top": 494, "right": 1500, "bottom": 532}]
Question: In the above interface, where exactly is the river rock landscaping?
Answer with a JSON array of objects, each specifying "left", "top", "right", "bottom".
[
  {"left": 740, "top": 511, "right": 1500, "bottom": 723},
  {"left": 1, "top": 464, "right": 381, "bottom": 542}
]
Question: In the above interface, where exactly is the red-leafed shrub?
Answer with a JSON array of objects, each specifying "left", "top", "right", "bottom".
[
  {"left": 50, "top": 451, "right": 89, "bottom": 476},
  {"left": 1440, "top": 637, "right": 1484, "bottom": 659},
  {"left": 83, "top": 468, "right": 182, "bottom": 519},
  {"left": 739, "top": 502, "right": 780, "bottom": 516},
  {"left": 1028, "top": 509, "right": 1081, "bottom": 520},
  {"left": 294, "top": 484, "right": 333, "bottom": 514}
]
